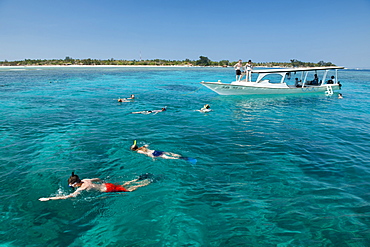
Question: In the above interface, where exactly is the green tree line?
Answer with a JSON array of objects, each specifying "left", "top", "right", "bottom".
[{"left": 0, "top": 56, "right": 335, "bottom": 67}]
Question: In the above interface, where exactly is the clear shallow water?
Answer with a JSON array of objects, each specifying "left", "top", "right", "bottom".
[{"left": 0, "top": 67, "right": 370, "bottom": 246}]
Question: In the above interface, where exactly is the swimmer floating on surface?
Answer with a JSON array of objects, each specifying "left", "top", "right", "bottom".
[
  {"left": 132, "top": 107, "right": 166, "bottom": 115},
  {"left": 38, "top": 172, "right": 152, "bottom": 201},
  {"left": 197, "top": 104, "right": 212, "bottom": 113},
  {"left": 117, "top": 94, "right": 135, "bottom": 102},
  {"left": 130, "top": 140, "right": 197, "bottom": 164}
]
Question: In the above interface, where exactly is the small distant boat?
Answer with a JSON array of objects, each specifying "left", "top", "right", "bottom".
[{"left": 200, "top": 66, "right": 344, "bottom": 96}]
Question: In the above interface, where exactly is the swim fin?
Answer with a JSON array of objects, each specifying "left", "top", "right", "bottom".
[
  {"left": 138, "top": 173, "right": 154, "bottom": 181},
  {"left": 179, "top": 157, "right": 197, "bottom": 165}
]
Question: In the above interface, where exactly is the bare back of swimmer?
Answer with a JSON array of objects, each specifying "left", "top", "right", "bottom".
[{"left": 130, "top": 141, "right": 181, "bottom": 159}]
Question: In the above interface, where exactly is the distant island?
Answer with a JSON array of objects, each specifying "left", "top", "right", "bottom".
[{"left": 0, "top": 56, "right": 335, "bottom": 68}]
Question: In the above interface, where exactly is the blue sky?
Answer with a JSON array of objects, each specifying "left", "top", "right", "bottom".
[{"left": 0, "top": 0, "right": 369, "bottom": 68}]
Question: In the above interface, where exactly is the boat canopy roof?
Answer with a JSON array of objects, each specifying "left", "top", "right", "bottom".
[{"left": 252, "top": 66, "right": 344, "bottom": 74}]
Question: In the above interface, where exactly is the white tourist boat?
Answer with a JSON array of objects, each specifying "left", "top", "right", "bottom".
[{"left": 200, "top": 66, "right": 344, "bottom": 96}]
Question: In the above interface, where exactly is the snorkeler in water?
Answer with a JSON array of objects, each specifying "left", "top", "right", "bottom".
[
  {"left": 130, "top": 140, "right": 181, "bottom": 159},
  {"left": 197, "top": 104, "right": 212, "bottom": 113},
  {"left": 38, "top": 172, "right": 151, "bottom": 201},
  {"left": 117, "top": 94, "right": 135, "bottom": 102},
  {"left": 132, "top": 107, "right": 166, "bottom": 115},
  {"left": 130, "top": 140, "right": 197, "bottom": 164}
]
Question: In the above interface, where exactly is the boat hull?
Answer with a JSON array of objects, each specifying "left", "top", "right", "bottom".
[{"left": 200, "top": 82, "right": 340, "bottom": 96}]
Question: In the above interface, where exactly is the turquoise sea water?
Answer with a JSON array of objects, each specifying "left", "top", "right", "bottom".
[{"left": 0, "top": 66, "right": 370, "bottom": 246}]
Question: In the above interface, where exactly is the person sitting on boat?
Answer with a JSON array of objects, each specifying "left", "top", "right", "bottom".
[
  {"left": 132, "top": 107, "right": 166, "bottom": 115},
  {"left": 327, "top": 76, "right": 336, "bottom": 84},
  {"left": 197, "top": 104, "right": 212, "bottom": 113},
  {"left": 38, "top": 172, "right": 152, "bottom": 201},
  {"left": 295, "top": 78, "right": 302, "bottom": 87},
  {"left": 118, "top": 94, "right": 135, "bottom": 102},
  {"left": 311, "top": 74, "right": 319, "bottom": 85},
  {"left": 234, "top": 60, "right": 243, "bottom": 81},
  {"left": 306, "top": 74, "right": 317, "bottom": 85},
  {"left": 245, "top": 60, "right": 253, "bottom": 82}
]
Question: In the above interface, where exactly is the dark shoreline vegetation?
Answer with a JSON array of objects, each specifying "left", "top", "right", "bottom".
[{"left": 0, "top": 56, "right": 335, "bottom": 67}]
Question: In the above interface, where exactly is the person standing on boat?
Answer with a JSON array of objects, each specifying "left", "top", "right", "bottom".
[
  {"left": 234, "top": 60, "right": 243, "bottom": 81},
  {"left": 245, "top": 60, "right": 253, "bottom": 82}
]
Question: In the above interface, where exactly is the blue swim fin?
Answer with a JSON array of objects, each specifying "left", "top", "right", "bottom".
[{"left": 179, "top": 157, "right": 197, "bottom": 165}]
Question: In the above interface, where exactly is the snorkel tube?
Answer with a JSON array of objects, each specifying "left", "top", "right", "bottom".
[{"left": 130, "top": 140, "right": 138, "bottom": 150}]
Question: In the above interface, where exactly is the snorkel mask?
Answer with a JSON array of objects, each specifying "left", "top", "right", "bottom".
[{"left": 68, "top": 172, "right": 81, "bottom": 187}]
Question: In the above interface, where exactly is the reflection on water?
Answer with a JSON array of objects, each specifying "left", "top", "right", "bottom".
[{"left": 0, "top": 67, "right": 370, "bottom": 246}]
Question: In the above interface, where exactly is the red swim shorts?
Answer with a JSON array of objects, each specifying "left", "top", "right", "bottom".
[{"left": 104, "top": 183, "right": 128, "bottom": 192}]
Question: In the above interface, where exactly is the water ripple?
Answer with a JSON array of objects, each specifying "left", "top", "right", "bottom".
[{"left": 1, "top": 68, "right": 370, "bottom": 246}]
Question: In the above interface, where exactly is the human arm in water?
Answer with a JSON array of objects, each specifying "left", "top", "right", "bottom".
[
  {"left": 38, "top": 178, "right": 97, "bottom": 201},
  {"left": 39, "top": 188, "right": 84, "bottom": 201}
]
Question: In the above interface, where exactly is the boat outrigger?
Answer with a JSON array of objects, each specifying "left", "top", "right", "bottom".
[{"left": 200, "top": 66, "right": 344, "bottom": 96}]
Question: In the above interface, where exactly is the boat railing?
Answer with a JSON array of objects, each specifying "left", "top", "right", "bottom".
[{"left": 251, "top": 67, "right": 342, "bottom": 88}]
